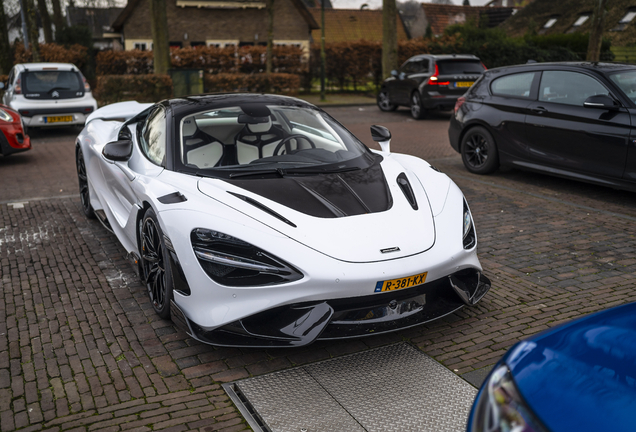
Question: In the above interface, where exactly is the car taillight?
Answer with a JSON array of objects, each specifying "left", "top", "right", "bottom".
[
  {"left": 454, "top": 96, "right": 466, "bottom": 114},
  {"left": 15, "top": 78, "right": 21, "bottom": 94},
  {"left": 427, "top": 64, "right": 440, "bottom": 85},
  {"left": 82, "top": 76, "right": 91, "bottom": 92}
]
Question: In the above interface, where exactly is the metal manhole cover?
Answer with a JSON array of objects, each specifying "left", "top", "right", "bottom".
[{"left": 224, "top": 343, "right": 477, "bottom": 432}]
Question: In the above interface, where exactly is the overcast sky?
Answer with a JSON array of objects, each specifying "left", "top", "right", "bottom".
[{"left": 332, "top": 0, "right": 491, "bottom": 10}]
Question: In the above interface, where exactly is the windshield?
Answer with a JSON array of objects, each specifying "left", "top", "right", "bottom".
[
  {"left": 437, "top": 60, "right": 485, "bottom": 75},
  {"left": 609, "top": 70, "right": 636, "bottom": 104},
  {"left": 179, "top": 104, "right": 370, "bottom": 175}
]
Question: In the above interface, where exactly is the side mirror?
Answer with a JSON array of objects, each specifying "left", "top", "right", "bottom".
[
  {"left": 103, "top": 139, "right": 133, "bottom": 161},
  {"left": 371, "top": 125, "right": 391, "bottom": 153},
  {"left": 584, "top": 94, "right": 620, "bottom": 110},
  {"left": 390, "top": 70, "right": 399, "bottom": 78}
]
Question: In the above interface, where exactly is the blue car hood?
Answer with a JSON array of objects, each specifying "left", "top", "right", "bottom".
[{"left": 505, "top": 303, "right": 636, "bottom": 432}]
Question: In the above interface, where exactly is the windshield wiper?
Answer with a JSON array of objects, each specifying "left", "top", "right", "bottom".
[
  {"left": 228, "top": 168, "right": 286, "bottom": 178},
  {"left": 282, "top": 166, "right": 361, "bottom": 175}
]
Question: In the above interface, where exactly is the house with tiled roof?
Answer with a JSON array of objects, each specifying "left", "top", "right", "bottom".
[
  {"left": 308, "top": 8, "right": 409, "bottom": 43},
  {"left": 420, "top": 4, "right": 515, "bottom": 37},
  {"left": 499, "top": 0, "right": 636, "bottom": 49},
  {"left": 66, "top": 7, "right": 124, "bottom": 50},
  {"left": 112, "top": 0, "right": 319, "bottom": 52}
]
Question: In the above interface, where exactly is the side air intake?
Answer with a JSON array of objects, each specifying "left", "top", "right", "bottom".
[{"left": 396, "top": 173, "right": 418, "bottom": 210}]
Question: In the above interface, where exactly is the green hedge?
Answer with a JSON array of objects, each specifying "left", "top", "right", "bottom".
[
  {"left": 95, "top": 75, "right": 173, "bottom": 106},
  {"left": 204, "top": 73, "right": 300, "bottom": 95}
]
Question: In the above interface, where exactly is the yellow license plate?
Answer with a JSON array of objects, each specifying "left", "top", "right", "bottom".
[
  {"left": 374, "top": 272, "right": 427, "bottom": 293},
  {"left": 45, "top": 115, "right": 73, "bottom": 123},
  {"left": 455, "top": 81, "right": 473, "bottom": 88}
]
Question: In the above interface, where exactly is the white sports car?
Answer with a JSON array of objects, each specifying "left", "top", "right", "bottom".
[{"left": 76, "top": 94, "right": 490, "bottom": 347}]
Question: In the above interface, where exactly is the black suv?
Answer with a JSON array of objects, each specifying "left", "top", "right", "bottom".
[
  {"left": 449, "top": 62, "right": 636, "bottom": 192},
  {"left": 377, "top": 54, "right": 486, "bottom": 119}
]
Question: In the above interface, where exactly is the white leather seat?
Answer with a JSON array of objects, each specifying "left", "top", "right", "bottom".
[{"left": 183, "top": 117, "right": 224, "bottom": 168}]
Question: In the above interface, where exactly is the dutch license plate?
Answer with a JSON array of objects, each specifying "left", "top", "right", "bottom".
[
  {"left": 45, "top": 115, "right": 73, "bottom": 123},
  {"left": 374, "top": 272, "right": 427, "bottom": 293},
  {"left": 455, "top": 81, "right": 473, "bottom": 88}
]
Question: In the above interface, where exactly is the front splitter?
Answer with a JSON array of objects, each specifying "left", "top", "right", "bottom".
[{"left": 224, "top": 343, "right": 477, "bottom": 432}]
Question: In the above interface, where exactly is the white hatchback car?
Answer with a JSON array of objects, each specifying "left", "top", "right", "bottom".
[{"left": 2, "top": 62, "right": 98, "bottom": 128}]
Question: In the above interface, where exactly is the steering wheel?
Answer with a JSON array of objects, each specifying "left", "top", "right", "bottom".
[{"left": 273, "top": 134, "right": 316, "bottom": 156}]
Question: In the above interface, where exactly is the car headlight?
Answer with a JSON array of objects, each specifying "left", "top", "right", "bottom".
[
  {"left": 463, "top": 199, "right": 476, "bottom": 249},
  {"left": 0, "top": 108, "right": 13, "bottom": 122},
  {"left": 191, "top": 228, "right": 303, "bottom": 287},
  {"left": 470, "top": 365, "right": 549, "bottom": 432}
]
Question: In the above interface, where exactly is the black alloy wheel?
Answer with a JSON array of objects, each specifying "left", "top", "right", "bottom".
[
  {"left": 76, "top": 147, "right": 95, "bottom": 219},
  {"left": 410, "top": 91, "right": 426, "bottom": 120},
  {"left": 460, "top": 126, "right": 500, "bottom": 174},
  {"left": 140, "top": 208, "right": 173, "bottom": 319},
  {"left": 377, "top": 90, "right": 397, "bottom": 112}
]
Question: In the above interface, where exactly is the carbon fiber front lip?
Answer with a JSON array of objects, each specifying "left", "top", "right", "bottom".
[{"left": 176, "top": 269, "right": 490, "bottom": 348}]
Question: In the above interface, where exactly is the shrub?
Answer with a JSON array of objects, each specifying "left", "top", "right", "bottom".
[
  {"left": 14, "top": 42, "right": 89, "bottom": 68},
  {"left": 94, "top": 74, "right": 172, "bottom": 106},
  {"left": 97, "top": 45, "right": 305, "bottom": 76},
  {"left": 204, "top": 73, "right": 300, "bottom": 95}
]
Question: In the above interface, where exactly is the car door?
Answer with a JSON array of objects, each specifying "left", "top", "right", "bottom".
[
  {"left": 524, "top": 70, "right": 630, "bottom": 179},
  {"left": 402, "top": 58, "right": 430, "bottom": 99},
  {"left": 484, "top": 71, "right": 540, "bottom": 161},
  {"left": 98, "top": 109, "right": 165, "bottom": 238},
  {"left": 393, "top": 60, "right": 420, "bottom": 105}
]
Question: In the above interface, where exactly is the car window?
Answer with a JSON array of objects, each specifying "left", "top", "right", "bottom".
[
  {"left": 23, "top": 71, "right": 82, "bottom": 93},
  {"left": 401, "top": 60, "right": 428, "bottom": 74},
  {"left": 491, "top": 72, "right": 536, "bottom": 98},
  {"left": 539, "top": 71, "right": 609, "bottom": 106},
  {"left": 142, "top": 108, "right": 167, "bottom": 166},
  {"left": 608, "top": 70, "right": 636, "bottom": 104},
  {"left": 437, "top": 60, "right": 484, "bottom": 75}
]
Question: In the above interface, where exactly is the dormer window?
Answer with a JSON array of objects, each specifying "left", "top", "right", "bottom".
[
  {"left": 543, "top": 17, "right": 558, "bottom": 29},
  {"left": 613, "top": 9, "right": 636, "bottom": 31},
  {"left": 567, "top": 14, "right": 590, "bottom": 33},
  {"left": 539, "top": 16, "right": 558, "bottom": 34}
]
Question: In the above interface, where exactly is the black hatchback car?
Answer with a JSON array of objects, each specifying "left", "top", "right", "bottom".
[
  {"left": 378, "top": 54, "right": 486, "bottom": 119},
  {"left": 449, "top": 62, "right": 636, "bottom": 192}
]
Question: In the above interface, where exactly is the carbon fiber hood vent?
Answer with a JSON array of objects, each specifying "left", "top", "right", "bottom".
[{"left": 225, "top": 161, "right": 392, "bottom": 218}]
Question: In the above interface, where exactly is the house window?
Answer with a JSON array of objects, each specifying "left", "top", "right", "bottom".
[
  {"left": 190, "top": 42, "right": 206, "bottom": 48},
  {"left": 170, "top": 42, "right": 183, "bottom": 49},
  {"left": 567, "top": 14, "right": 590, "bottom": 33},
  {"left": 134, "top": 42, "right": 148, "bottom": 51},
  {"left": 206, "top": 40, "right": 239, "bottom": 48},
  {"left": 613, "top": 9, "right": 636, "bottom": 31}
]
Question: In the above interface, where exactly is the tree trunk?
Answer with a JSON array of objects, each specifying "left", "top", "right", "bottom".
[
  {"left": 25, "top": 0, "right": 40, "bottom": 61},
  {"left": 320, "top": 0, "right": 325, "bottom": 101},
  {"left": 37, "top": 0, "right": 53, "bottom": 43},
  {"left": 265, "top": 0, "right": 274, "bottom": 76},
  {"left": 586, "top": 0, "right": 607, "bottom": 62},
  {"left": 0, "top": 0, "right": 12, "bottom": 74},
  {"left": 382, "top": 0, "right": 398, "bottom": 80},
  {"left": 150, "top": 0, "right": 170, "bottom": 75},
  {"left": 50, "top": 0, "right": 64, "bottom": 40}
]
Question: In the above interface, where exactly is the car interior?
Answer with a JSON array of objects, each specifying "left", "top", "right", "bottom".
[{"left": 181, "top": 106, "right": 350, "bottom": 170}]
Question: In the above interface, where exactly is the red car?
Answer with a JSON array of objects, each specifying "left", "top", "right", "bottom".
[{"left": 0, "top": 103, "right": 31, "bottom": 156}]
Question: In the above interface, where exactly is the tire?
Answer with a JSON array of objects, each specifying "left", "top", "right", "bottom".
[
  {"left": 410, "top": 91, "right": 426, "bottom": 120},
  {"left": 76, "top": 147, "right": 96, "bottom": 219},
  {"left": 460, "top": 126, "right": 500, "bottom": 174},
  {"left": 377, "top": 90, "right": 397, "bottom": 112},
  {"left": 140, "top": 208, "right": 173, "bottom": 319}
]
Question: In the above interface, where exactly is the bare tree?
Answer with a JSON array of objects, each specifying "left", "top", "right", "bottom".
[
  {"left": 50, "top": 0, "right": 64, "bottom": 39},
  {"left": 150, "top": 0, "right": 170, "bottom": 74},
  {"left": 382, "top": 0, "right": 398, "bottom": 79},
  {"left": 586, "top": 0, "right": 607, "bottom": 62},
  {"left": 265, "top": 0, "right": 274, "bottom": 75},
  {"left": 25, "top": 0, "right": 40, "bottom": 60},
  {"left": 0, "top": 0, "right": 12, "bottom": 73},
  {"left": 37, "top": 0, "right": 53, "bottom": 43}
]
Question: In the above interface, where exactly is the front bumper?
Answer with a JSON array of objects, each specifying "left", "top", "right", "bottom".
[
  {"left": 0, "top": 125, "right": 31, "bottom": 156},
  {"left": 171, "top": 269, "right": 490, "bottom": 348}
]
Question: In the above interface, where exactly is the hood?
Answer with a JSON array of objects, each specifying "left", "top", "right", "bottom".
[
  {"left": 197, "top": 156, "right": 437, "bottom": 263},
  {"left": 86, "top": 100, "right": 153, "bottom": 124},
  {"left": 506, "top": 302, "right": 636, "bottom": 432}
]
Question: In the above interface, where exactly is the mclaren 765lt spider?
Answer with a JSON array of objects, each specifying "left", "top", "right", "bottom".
[{"left": 76, "top": 94, "right": 490, "bottom": 347}]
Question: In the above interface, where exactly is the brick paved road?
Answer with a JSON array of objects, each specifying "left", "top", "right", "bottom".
[{"left": 1, "top": 108, "right": 636, "bottom": 431}]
